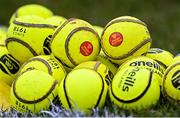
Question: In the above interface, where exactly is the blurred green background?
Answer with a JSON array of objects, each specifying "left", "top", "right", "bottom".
[{"left": 0, "top": 0, "right": 179, "bottom": 54}]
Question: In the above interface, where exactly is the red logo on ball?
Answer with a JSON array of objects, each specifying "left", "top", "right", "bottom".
[
  {"left": 109, "top": 32, "right": 123, "bottom": 47},
  {"left": 80, "top": 41, "right": 93, "bottom": 56}
]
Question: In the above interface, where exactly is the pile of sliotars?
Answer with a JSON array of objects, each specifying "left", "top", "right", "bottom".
[{"left": 0, "top": 4, "right": 179, "bottom": 116}]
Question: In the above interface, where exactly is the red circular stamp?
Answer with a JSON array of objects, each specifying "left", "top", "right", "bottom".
[
  {"left": 109, "top": 32, "right": 123, "bottom": 47},
  {"left": 80, "top": 41, "right": 93, "bottom": 56}
]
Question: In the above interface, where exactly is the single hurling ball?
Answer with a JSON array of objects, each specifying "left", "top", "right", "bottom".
[
  {"left": 109, "top": 67, "right": 160, "bottom": 111},
  {"left": 162, "top": 58, "right": 180, "bottom": 105},
  {"left": 51, "top": 18, "right": 100, "bottom": 68},
  {"left": 58, "top": 68, "right": 108, "bottom": 114},
  {"left": 101, "top": 16, "right": 151, "bottom": 65},
  {"left": 6, "top": 15, "right": 57, "bottom": 64},
  {"left": 10, "top": 69, "right": 58, "bottom": 113}
]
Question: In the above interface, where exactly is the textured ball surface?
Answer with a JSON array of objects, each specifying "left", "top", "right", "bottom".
[
  {"left": 10, "top": 69, "right": 58, "bottom": 113},
  {"left": 45, "top": 16, "right": 67, "bottom": 27},
  {"left": 0, "top": 29, "right": 6, "bottom": 41},
  {"left": 0, "top": 25, "right": 8, "bottom": 33},
  {"left": 93, "top": 25, "right": 103, "bottom": 37},
  {"left": 0, "top": 80, "right": 11, "bottom": 111},
  {"left": 51, "top": 18, "right": 100, "bottom": 68},
  {"left": 43, "top": 16, "right": 67, "bottom": 55},
  {"left": 97, "top": 51, "right": 118, "bottom": 75},
  {"left": 162, "top": 59, "right": 180, "bottom": 105},
  {"left": 118, "top": 56, "right": 165, "bottom": 86},
  {"left": 0, "top": 45, "right": 20, "bottom": 85},
  {"left": 173, "top": 54, "right": 180, "bottom": 63},
  {"left": 74, "top": 61, "right": 114, "bottom": 85},
  {"left": 20, "top": 55, "right": 66, "bottom": 84},
  {"left": 109, "top": 67, "right": 160, "bottom": 111},
  {"left": 0, "top": 26, "right": 7, "bottom": 45},
  {"left": 143, "top": 48, "right": 174, "bottom": 69},
  {"left": 101, "top": 16, "right": 151, "bottom": 65},
  {"left": 9, "top": 4, "right": 53, "bottom": 24},
  {"left": 58, "top": 68, "right": 108, "bottom": 113},
  {"left": 6, "top": 15, "right": 56, "bottom": 64}
]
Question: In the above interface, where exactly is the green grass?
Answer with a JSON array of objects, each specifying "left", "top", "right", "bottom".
[{"left": 0, "top": 96, "right": 179, "bottom": 117}]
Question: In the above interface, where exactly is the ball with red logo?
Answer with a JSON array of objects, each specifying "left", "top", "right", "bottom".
[
  {"left": 50, "top": 18, "right": 100, "bottom": 68},
  {"left": 101, "top": 16, "right": 152, "bottom": 65}
]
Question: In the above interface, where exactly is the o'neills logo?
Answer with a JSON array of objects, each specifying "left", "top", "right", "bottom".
[
  {"left": 122, "top": 68, "right": 139, "bottom": 92},
  {"left": 80, "top": 41, "right": 93, "bottom": 56},
  {"left": 129, "top": 61, "right": 164, "bottom": 74},
  {"left": 109, "top": 32, "right": 123, "bottom": 47}
]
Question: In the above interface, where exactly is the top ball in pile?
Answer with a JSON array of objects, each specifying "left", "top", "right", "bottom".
[
  {"left": 101, "top": 16, "right": 152, "bottom": 65},
  {"left": 50, "top": 18, "right": 100, "bottom": 68},
  {"left": 9, "top": 4, "right": 54, "bottom": 24}
]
